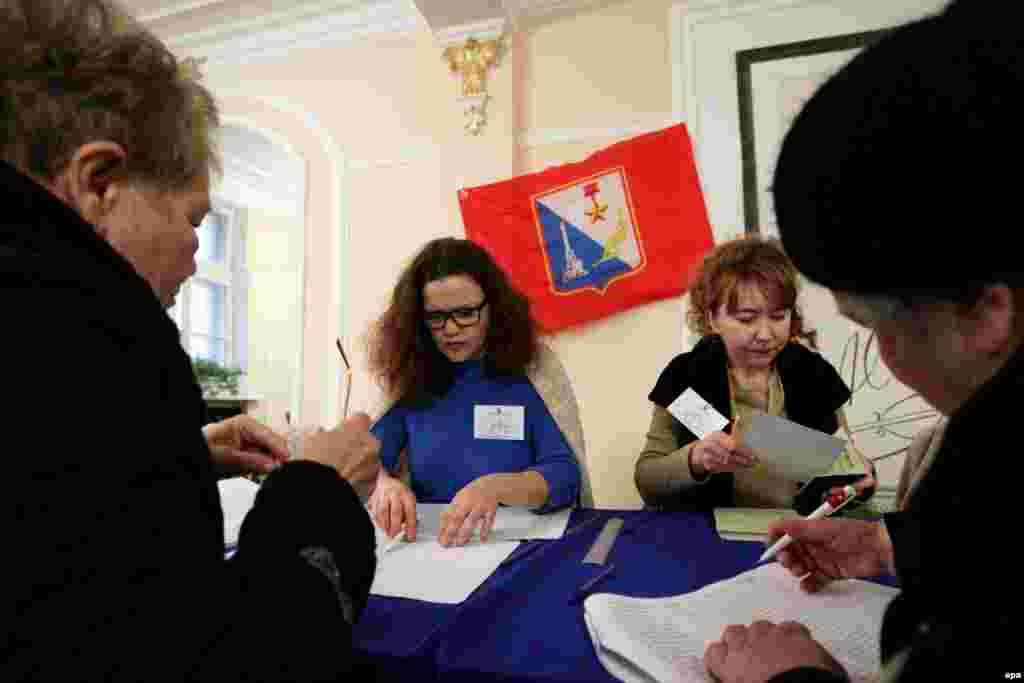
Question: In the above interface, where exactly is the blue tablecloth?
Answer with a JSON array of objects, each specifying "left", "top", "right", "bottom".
[{"left": 352, "top": 508, "right": 899, "bottom": 682}]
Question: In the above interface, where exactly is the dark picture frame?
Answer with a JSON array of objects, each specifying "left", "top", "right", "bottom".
[{"left": 736, "top": 29, "right": 889, "bottom": 233}]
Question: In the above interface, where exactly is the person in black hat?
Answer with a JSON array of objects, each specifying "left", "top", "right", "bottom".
[{"left": 704, "top": 1, "right": 1022, "bottom": 681}]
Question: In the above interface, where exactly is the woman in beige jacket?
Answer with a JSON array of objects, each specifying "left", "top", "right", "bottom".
[{"left": 635, "top": 236, "right": 875, "bottom": 510}]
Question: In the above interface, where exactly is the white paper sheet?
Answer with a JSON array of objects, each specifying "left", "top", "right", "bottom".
[
  {"left": 368, "top": 504, "right": 568, "bottom": 603},
  {"left": 370, "top": 531, "right": 519, "bottom": 604},
  {"left": 383, "top": 503, "right": 571, "bottom": 543},
  {"left": 217, "top": 477, "right": 259, "bottom": 547},
  {"left": 741, "top": 410, "right": 847, "bottom": 482},
  {"left": 584, "top": 563, "right": 898, "bottom": 683},
  {"left": 666, "top": 388, "right": 730, "bottom": 439}
]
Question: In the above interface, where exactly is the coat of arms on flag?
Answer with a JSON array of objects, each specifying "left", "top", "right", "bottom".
[
  {"left": 459, "top": 124, "right": 713, "bottom": 333},
  {"left": 533, "top": 168, "right": 644, "bottom": 295}
]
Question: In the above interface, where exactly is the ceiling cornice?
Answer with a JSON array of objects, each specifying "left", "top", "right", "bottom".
[{"left": 150, "top": 0, "right": 420, "bottom": 64}]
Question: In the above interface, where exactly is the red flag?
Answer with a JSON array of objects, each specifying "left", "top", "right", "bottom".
[{"left": 459, "top": 124, "right": 712, "bottom": 333}]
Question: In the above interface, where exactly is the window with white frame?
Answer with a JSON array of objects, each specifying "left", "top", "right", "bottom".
[{"left": 169, "top": 200, "right": 249, "bottom": 373}]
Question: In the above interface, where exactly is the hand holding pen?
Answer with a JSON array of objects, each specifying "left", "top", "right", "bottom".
[
  {"left": 761, "top": 496, "right": 896, "bottom": 593},
  {"left": 760, "top": 485, "right": 857, "bottom": 563},
  {"left": 370, "top": 470, "right": 419, "bottom": 540}
]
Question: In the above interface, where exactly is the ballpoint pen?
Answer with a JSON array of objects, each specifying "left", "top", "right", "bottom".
[
  {"left": 380, "top": 527, "right": 407, "bottom": 555},
  {"left": 335, "top": 338, "right": 352, "bottom": 419},
  {"left": 758, "top": 484, "right": 856, "bottom": 563},
  {"left": 378, "top": 514, "right": 422, "bottom": 555}
]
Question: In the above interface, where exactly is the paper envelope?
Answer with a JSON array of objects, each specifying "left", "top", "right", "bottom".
[{"left": 740, "top": 410, "right": 847, "bottom": 483}]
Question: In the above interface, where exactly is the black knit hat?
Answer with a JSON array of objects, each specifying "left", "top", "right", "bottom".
[{"left": 773, "top": 0, "right": 1024, "bottom": 302}]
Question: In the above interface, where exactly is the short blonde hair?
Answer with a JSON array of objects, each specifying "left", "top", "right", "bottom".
[
  {"left": 0, "top": 0, "right": 220, "bottom": 191},
  {"left": 688, "top": 235, "right": 813, "bottom": 345}
]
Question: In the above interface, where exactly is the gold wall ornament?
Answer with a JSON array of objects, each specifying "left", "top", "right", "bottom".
[
  {"left": 443, "top": 38, "right": 501, "bottom": 135},
  {"left": 444, "top": 38, "right": 500, "bottom": 97},
  {"left": 463, "top": 95, "right": 489, "bottom": 135}
]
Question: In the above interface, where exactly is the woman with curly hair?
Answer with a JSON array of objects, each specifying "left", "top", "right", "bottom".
[
  {"left": 635, "top": 235, "right": 874, "bottom": 511},
  {"left": 366, "top": 237, "right": 587, "bottom": 547}
]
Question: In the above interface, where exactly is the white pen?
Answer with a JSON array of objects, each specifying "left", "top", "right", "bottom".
[
  {"left": 378, "top": 515, "right": 422, "bottom": 555},
  {"left": 758, "top": 485, "right": 857, "bottom": 563},
  {"left": 380, "top": 527, "right": 407, "bottom": 554}
]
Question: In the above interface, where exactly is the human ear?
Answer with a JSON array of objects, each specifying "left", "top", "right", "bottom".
[
  {"left": 55, "top": 141, "right": 127, "bottom": 235},
  {"left": 961, "top": 284, "right": 1014, "bottom": 355},
  {"left": 707, "top": 309, "right": 720, "bottom": 334}
]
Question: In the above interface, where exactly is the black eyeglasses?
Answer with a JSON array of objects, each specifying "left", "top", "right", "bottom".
[{"left": 424, "top": 300, "right": 488, "bottom": 330}]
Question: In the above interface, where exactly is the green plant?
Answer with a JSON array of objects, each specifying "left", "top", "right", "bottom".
[{"left": 192, "top": 357, "right": 244, "bottom": 397}]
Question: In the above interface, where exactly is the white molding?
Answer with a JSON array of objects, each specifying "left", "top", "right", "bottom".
[
  {"left": 216, "top": 176, "right": 303, "bottom": 216},
  {"left": 223, "top": 153, "right": 272, "bottom": 180},
  {"left": 218, "top": 116, "right": 307, "bottom": 216},
  {"left": 683, "top": 0, "right": 840, "bottom": 23},
  {"left": 168, "top": 0, "right": 384, "bottom": 47},
  {"left": 677, "top": 2, "right": 703, "bottom": 156},
  {"left": 213, "top": 94, "right": 348, "bottom": 426},
  {"left": 518, "top": 117, "right": 678, "bottom": 149},
  {"left": 137, "top": 0, "right": 227, "bottom": 23},
  {"left": 669, "top": 2, "right": 692, "bottom": 345},
  {"left": 670, "top": 3, "right": 686, "bottom": 123},
  {"left": 220, "top": 116, "right": 308, "bottom": 166},
  {"left": 672, "top": 0, "right": 856, "bottom": 140},
  {"left": 166, "top": 0, "right": 419, "bottom": 65},
  {"left": 521, "top": 0, "right": 591, "bottom": 17},
  {"left": 221, "top": 155, "right": 303, "bottom": 197},
  {"left": 517, "top": 0, "right": 613, "bottom": 21},
  {"left": 433, "top": 17, "right": 509, "bottom": 47},
  {"left": 217, "top": 114, "right": 309, "bottom": 420}
]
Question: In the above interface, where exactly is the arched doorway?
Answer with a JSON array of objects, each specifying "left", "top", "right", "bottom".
[{"left": 174, "top": 120, "right": 308, "bottom": 431}]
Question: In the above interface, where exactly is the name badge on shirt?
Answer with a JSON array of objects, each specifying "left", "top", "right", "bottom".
[
  {"left": 666, "top": 388, "right": 729, "bottom": 439},
  {"left": 474, "top": 405, "right": 525, "bottom": 441}
]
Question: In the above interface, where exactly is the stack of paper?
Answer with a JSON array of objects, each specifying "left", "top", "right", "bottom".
[
  {"left": 584, "top": 563, "right": 899, "bottom": 683},
  {"left": 404, "top": 503, "right": 572, "bottom": 542},
  {"left": 712, "top": 507, "right": 798, "bottom": 542},
  {"left": 369, "top": 504, "right": 571, "bottom": 604},
  {"left": 371, "top": 530, "right": 519, "bottom": 603}
]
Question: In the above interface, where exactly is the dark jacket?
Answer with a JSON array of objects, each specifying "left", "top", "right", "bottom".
[
  {"left": 648, "top": 335, "right": 852, "bottom": 510},
  {"left": 772, "top": 345, "right": 1023, "bottom": 682},
  {"left": 1, "top": 161, "right": 375, "bottom": 681}
]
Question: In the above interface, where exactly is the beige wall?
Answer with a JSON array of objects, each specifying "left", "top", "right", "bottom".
[
  {"left": 194, "top": 1, "right": 703, "bottom": 509},
  {"left": 524, "top": 1, "right": 674, "bottom": 132},
  {"left": 189, "top": 0, "right": 936, "bottom": 508},
  {"left": 244, "top": 205, "right": 304, "bottom": 433},
  {"left": 523, "top": 1, "right": 678, "bottom": 508}
]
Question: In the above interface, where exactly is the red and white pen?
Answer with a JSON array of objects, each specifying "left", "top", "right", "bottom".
[{"left": 758, "top": 484, "right": 857, "bottom": 563}]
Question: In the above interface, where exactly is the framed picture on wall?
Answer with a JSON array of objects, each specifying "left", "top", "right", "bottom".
[
  {"left": 736, "top": 30, "right": 889, "bottom": 236},
  {"left": 734, "top": 28, "right": 943, "bottom": 491}
]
